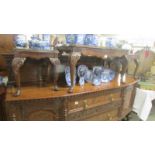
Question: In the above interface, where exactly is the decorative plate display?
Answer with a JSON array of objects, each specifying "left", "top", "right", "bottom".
[
  {"left": 65, "top": 66, "right": 76, "bottom": 86},
  {"left": 101, "top": 68, "right": 115, "bottom": 83},
  {"left": 92, "top": 66, "right": 102, "bottom": 86},
  {"left": 77, "top": 65, "right": 88, "bottom": 86},
  {"left": 84, "top": 34, "right": 98, "bottom": 46},
  {"left": 15, "top": 34, "right": 27, "bottom": 48}
]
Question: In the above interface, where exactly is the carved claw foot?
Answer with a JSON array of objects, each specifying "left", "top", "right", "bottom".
[
  {"left": 68, "top": 87, "right": 73, "bottom": 93},
  {"left": 13, "top": 89, "right": 21, "bottom": 97},
  {"left": 53, "top": 85, "right": 59, "bottom": 91}
]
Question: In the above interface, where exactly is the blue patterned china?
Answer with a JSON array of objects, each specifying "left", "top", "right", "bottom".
[
  {"left": 79, "top": 77, "right": 85, "bottom": 86},
  {"left": 109, "top": 69, "right": 115, "bottom": 81},
  {"left": 84, "top": 34, "right": 98, "bottom": 46},
  {"left": 65, "top": 34, "right": 76, "bottom": 44},
  {"left": 15, "top": 34, "right": 27, "bottom": 48},
  {"left": 105, "top": 38, "right": 117, "bottom": 48},
  {"left": 39, "top": 40, "right": 51, "bottom": 50},
  {"left": 84, "top": 69, "right": 93, "bottom": 83},
  {"left": 77, "top": 65, "right": 88, "bottom": 77},
  {"left": 74, "top": 34, "right": 85, "bottom": 45},
  {"left": 65, "top": 66, "right": 76, "bottom": 86},
  {"left": 92, "top": 66, "right": 102, "bottom": 86},
  {"left": 29, "top": 40, "right": 50, "bottom": 50},
  {"left": 101, "top": 68, "right": 115, "bottom": 83},
  {"left": 77, "top": 65, "right": 88, "bottom": 86}
]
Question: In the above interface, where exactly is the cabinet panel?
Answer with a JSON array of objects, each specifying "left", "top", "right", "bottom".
[
  {"left": 67, "top": 101, "right": 121, "bottom": 121},
  {"left": 6, "top": 100, "right": 60, "bottom": 121},
  {"left": 84, "top": 109, "right": 119, "bottom": 121},
  {"left": 27, "top": 110, "right": 56, "bottom": 121}
]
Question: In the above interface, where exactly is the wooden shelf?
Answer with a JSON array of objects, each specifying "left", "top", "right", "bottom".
[{"left": 6, "top": 76, "right": 137, "bottom": 102}]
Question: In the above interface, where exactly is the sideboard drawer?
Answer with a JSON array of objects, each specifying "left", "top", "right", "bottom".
[
  {"left": 68, "top": 91, "right": 121, "bottom": 114},
  {"left": 84, "top": 108, "right": 119, "bottom": 121},
  {"left": 67, "top": 99, "right": 121, "bottom": 121}
]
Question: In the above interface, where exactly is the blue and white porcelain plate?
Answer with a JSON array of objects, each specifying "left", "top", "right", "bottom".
[
  {"left": 77, "top": 65, "right": 88, "bottom": 77},
  {"left": 101, "top": 68, "right": 115, "bottom": 83},
  {"left": 84, "top": 69, "right": 93, "bottom": 83},
  {"left": 92, "top": 66, "right": 102, "bottom": 86},
  {"left": 77, "top": 65, "right": 88, "bottom": 86},
  {"left": 65, "top": 66, "right": 76, "bottom": 86}
]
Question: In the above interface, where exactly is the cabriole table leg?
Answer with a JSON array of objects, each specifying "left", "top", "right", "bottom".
[
  {"left": 68, "top": 52, "right": 81, "bottom": 93},
  {"left": 49, "top": 58, "right": 61, "bottom": 91},
  {"left": 12, "top": 57, "right": 26, "bottom": 96}
]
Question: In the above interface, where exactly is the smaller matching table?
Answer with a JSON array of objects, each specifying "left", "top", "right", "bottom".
[
  {"left": 12, "top": 49, "right": 61, "bottom": 96},
  {"left": 57, "top": 45, "right": 139, "bottom": 93}
]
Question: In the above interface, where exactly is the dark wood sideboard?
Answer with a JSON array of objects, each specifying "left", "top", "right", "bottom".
[
  {"left": 5, "top": 77, "right": 138, "bottom": 121},
  {"left": 0, "top": 46, "right": 139, "bottom": 121}
]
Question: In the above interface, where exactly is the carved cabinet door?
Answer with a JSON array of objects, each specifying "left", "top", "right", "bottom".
[{"left": 6, "top": 101, "right": 61, "bottom": 121}]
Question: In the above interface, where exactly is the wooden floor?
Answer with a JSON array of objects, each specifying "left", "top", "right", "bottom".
[{"left": 6, "top": 77, "right": 137, "bottom": 102}]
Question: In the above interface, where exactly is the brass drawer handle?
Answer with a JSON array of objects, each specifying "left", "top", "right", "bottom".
[
  {"left": 83, "top": 100, "right": 88, "bottom": 109},
  {"left": 109, "top": 94, "right": 114, "bottom": 102}
]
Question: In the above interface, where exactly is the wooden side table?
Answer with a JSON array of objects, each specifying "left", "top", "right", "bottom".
[
  {"left": 12, "top": 49, "right": 61, "bottom": 96},
  {"left": 57, "top": 45, "right": 139, "bottom": 93}
]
